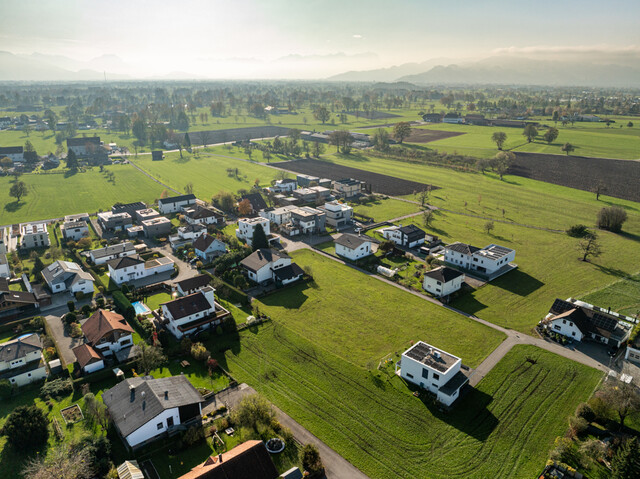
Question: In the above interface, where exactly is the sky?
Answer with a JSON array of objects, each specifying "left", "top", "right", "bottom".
[{"left": 1, "top": 0, "right": 640, "bottom": 78}]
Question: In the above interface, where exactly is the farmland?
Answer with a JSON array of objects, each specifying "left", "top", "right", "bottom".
[
  {"left": 220, "top": 320, "right": 602, "bottom": 479},
  {"left": 579, "top": 273, "right": 640, "bottom": 317}
]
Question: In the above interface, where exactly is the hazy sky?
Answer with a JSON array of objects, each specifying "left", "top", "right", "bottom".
[{"left": 1, "top": 0, "right": 639, "bottom": 78}]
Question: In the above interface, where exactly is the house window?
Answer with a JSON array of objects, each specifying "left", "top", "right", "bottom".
[
  {"left": 167, "top": 417, "right": 174, "bottom": 428},
  {"left": 562, "top": 319, "right": 566, "bottom": 324},
  {"left": 406, "top": 373, "right": 414, "bottom": 379},
  {"left": 433, "top": 373, "right": 440, "bottom": 380},
  {"left": 572, "top": 332, "right": 576, "bottom": 336},
  {"left": 554, "top": 325, "right": 561, "bottom": 331},
  {"left": 157, "top": 423, "right": 163, "bottom": 430},
  {"left": 422, "top": 369, "right": 429, "bottom": 379}
]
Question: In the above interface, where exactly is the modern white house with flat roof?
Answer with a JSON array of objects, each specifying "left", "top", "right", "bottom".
[
  {"left": 444, "top": 242, "right": 515, "bottom": 276},
  {"left": 259, "top": 205, "right": 298, "bottom": 226},
  {"left": 60, "top": 219, "right": 89, "bottom": 241},
  {"left": 397, "top": 341, "right": 469, "bottom": 406},
  {"left": 236, "top": 217, "right": 271, "bottom": 247},
  {"left": 19, "top": 223, "right": 50, "bottom": 249},
  {"left": 320, "top": 201, "right": 353, "bottom": 228}
]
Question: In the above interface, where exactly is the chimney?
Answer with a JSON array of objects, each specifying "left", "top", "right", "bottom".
[
  {"left": 218, "top": 453, "right": 223, "bottom": 463},
  {"left": 129, "top": 384, "right": 136, "bottom": 401},
  {"left": 164, "top": 391, "right": 169, "bottom": 400}
]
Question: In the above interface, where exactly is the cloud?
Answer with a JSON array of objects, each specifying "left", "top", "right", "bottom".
[
  {"left": 352, "top": 34, "right": 363, "bottom": 39},
  {"left": 492, "top": 44, "right": 640, "bottom": 57}
]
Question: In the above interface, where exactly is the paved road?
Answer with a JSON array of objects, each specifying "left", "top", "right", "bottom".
[
  {"left": 154, "top": 244, "right": 200, "bottom": 285},
  {"left": 203, "top": 383, "right": 370, "bottom": 479}
]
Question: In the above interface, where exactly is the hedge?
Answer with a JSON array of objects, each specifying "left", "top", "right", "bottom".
[
  {"left": 113, "top": 291, "right": 135, "bottom": 321},
  {"left": 0, "top": 316, "right": 36, "bottom": 334}
]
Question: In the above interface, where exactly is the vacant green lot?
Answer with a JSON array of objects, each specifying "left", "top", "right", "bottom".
[
  {"left": 220, "top": 321, "right": 601, "bottom": 479},
  {"left": 579, "top": 273, "right": 640, "bottom": 317},
  {"left": 351, "top": 196, "right": 421, "bottom": 222},
  {"left": 0, "top": 165, "right": 163, "bottom": 224},
  {"left": 256, "top": 249, "right": 504, "bottom": 368}
]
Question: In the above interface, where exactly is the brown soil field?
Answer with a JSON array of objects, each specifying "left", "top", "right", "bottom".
[
  {"left": 511, "top": 152, "right": 640, "bottom": 202},
  {"left": 277, "top": 159, "right": 436, "bottom": 196},
  {"left": 406, "top": 129, "right": 466, "bottom": 143}
]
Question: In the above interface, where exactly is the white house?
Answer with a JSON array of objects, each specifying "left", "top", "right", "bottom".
[
  {"left": 321, "top": 201, "right": 353, "bottom": 228},
  {"left": 41, "top": 260, "right": 95, "bottom": 295},
  {"left": 81, "top": 309, "right": 134, "bottom": 357},
  {"left": 102, "top": 376, "right": 204, "bottom": 449},
  {"left": 66, "top": 136, "right": 101, "bottom": 157},
  {"left": 169, "top": 224, "right": 207, "bottom": 250},
  {"left": 380, "top": 224, "right": 426, "bottom": 248},
  {"left": 236, "top": 217, "right": 270, "bottom": 247},
  {"left": 0, "top": 146, "right": 24, "bottom": 163},
  {"left": 240, "top": 248, "right": 304, "bottom": 285},
  {"left": 19, "top": 223, "right": 50, "bottom": 249},
  {"left": 72, "top": 343, "right": 105, "bottom": 374},
  {"left": 107, "top": 255, "right": 174, "bottom": 285},
  {"left": 272, "top": 178, "right": 297, "bottom": 192},
  {"left": 259, "top": 205, "right": 297, "bottom": 226},
  {"left": 158, "top": 194, "right": 197, "bottom": 214},
  {"left": 184, "top": 205, "right": 223, "bottom": 226},
  {"left": 89, "top": 242, "right": 136, "bottom": 265},
  {"left": 0, "top": 333, "right": 48, "bottom": 387},
  {"left": 60, "top": 219, "right": 89, "bottom": 241},
  {"left": 161, "top": 287, "right": 230, "bottom": 339},
  {"left": 192, "top": 234, "right": 227, "bottom": 262},
  {"left": 174, "top": 274, "right": 212, "bottom": 297},
  {"left": 334, "top": 234, "right": 373, "bottom": 261},
  {"left": 444, "top": 243, "right": 515, "bottom": 276},
  {"left": 626, "top": 334, "right": 640, "bottom": 365},
  {"left": 397, "top": 341, "right": 469, "bottom": 407},
  {"left": 443, "top": 113, "right": 463, "bottom": 124},
  {"left": 423, "top": 267, "right": 464, "bottom": 297},
  {"left": 542, "top": 298, "right": 633, "bottom": 348}
]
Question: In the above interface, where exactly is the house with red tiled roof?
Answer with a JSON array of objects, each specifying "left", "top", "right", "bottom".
[{"left": 82, "top": 309, "right": 134, "bottom": 357}]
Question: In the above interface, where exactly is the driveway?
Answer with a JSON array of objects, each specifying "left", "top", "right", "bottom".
[
  {"left": 44, "top": 314, "right": 88, "bottom": 367},
  {"left": 203, "top": 383, "right": 370, "bottom": 479},
  {"left": 152, "top": 244, "right": 200, "bottom": 285}
]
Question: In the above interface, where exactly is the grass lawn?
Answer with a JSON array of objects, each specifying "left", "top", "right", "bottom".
[
  {"left": 144, "top": 292, "right": 173, "bottom": 311},
  {"left": 256, "top": 249, "right": 505, "bottom": 368},
  {"left": 149, "top": 360, "right": 230, "bottom": 393},
  {"left": 351, "top": 196, "right": 421, "bottom": 222},
  {"left": 579, "top": 272, "right": 640, "bottom": 317},
  {"left": 0, "top": 165, "right": 164, "bottom": 224},
  {"left": 218, "top": 298, "right": 252, "bottom": 325},
  {"left": 219, "top": 321, "right": 602, "bottom": 479}
]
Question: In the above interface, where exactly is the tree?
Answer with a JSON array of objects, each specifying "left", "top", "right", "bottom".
[
  {"left": 491, "top": 131, "right": 507, "bottom": 150},
  {"left": 0, "top": 156, "right": 12, "bottom": 172},
  {"left": 23, "top": 140, "right": 38, "bottom": 166},
  {"left": 312, "top": 141, "right": 325, "bottom": 157},
  {"left": 597, "top": 206, "right": 628, "bottom": 233},
  {"left": 213, "top": 191, "right": 235, "bottom": 212},
  {"left": 237, "top": 198, "right": 252, "bottom": 216},
  {"left": 183, "top": 132, "right": 191, "bottom": 149},
  {"left": 601, "top": 381, "right": 640, "bottom": 428},
  {"left": 131, "top": 117, "right": 147, "bottom": 145},
  {"left": 262, "top": 149, "right": 272, "bottom": 163},
  {"left": 9, "top": 180, "right": 28, "bottom": 202},
  {"left": 0, "top": 405, "right": 49, "bottom": 449},
  {"left": 484, "top": 221, "right": 495, "bottom": 235},
  {"left": 628, "top": 121, "right": 634, "bottom": 128},
  {"left": 372, "top": 128, "right": 390, "bottom": 151},
  {"left": 562, "top": 142, "right": 575, "bottom": 155},
  {"left": 313, "top": 106, "right": 330, "bottom": 124},
  {"left": 22, "top": 445, "right": 95, "bottom": 479},
  {"left": 578, "top": 232, "right": 602, "bottom": 262},
  {"left": 65, "top": 148, "right": 78, "bottom": 169},
  {"left": 416, "top": 186, "right": 431, "bottom": 206},
  {"left": 522, "top": 124, "right": 538, "bottom": 143},
  {"left": 230, "top": 394, "right": 275, "bottom": 432},
  {"left": 542, "top": 127, "right": 559, "bottom": 144},
  {"left": 135, "top": 342, "right": 167, "bottom": 376},
  {"left": 83, "top": 393, "right": 110, "bottom": 430},
  {"left": 493, "top": 151, "right": 515, "bottom": 180},
  {"left": 184, "top": 182, "right": 194, "bottom": 195},
  {"left": 612, "top": 437, "right": 640, "bottom": 479},
  {"left": 423, "top": 209, "right": 434, "bottom": 228},
  {"left": 251, "top": 224, "right": 269, "bottom": 250},
  {"left": 0, "top": 379, "right": 13, "bottom": 400},
  {"left": 594, "top": 182, "right": 607, "bottom": 201},
  {"left": 328, "top": 130, "right": 353, "bottom": 154},
  {"left": 32, "top": 256, "right": 45, "bottom": 279},
  {"left": 300, "top": 443, "right": 323, "bottom": 475},
  {"left": 392, "top": 122, "right": 412, "bottom": 144}
]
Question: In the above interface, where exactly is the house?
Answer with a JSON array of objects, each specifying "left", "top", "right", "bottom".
[
  {"left": 577, "top": 114, "right": 601, "bottom": 122},
  {"left": 169, "top": 224, "right": 207, "bottom": 250},
  {"left": 193, "top": 234, "right": 227, "bottom": 262},
  {"left": 174, "top": 274, "right": 212, "bottom": 297},
  {"left": 177, "top": 440, "right": 279, "bottom": 479},
  {"left": 240, "top": 248, "right": 304, "bottom": 285},
  {"left": 102, "top": 375, "right": 204, "bottom": 449},
  {"left": 625, "top": 332, "right": 640, "bottom": 365},
  {"left": 240, "top": 193, "right": 268, "bottom": 215},
  {"left": 444, "top": 243, "right": 515, "bottom": 276},
  {"left": 236, "top": 217, "right": 271, "bottom": 247},
  {"left": 135, "top": 208, "right": 160, "bottom": 223},
  {"left": 271, "top": 178, "right": 297, "bottom": 193},
  {"left": 61, "top": 219, "right": 89, "bottom": 241},
  {"left": 381, "top": 224, "right": 426, "bottom": 248},
  {"left": 320, "top": 200, "right": 353, "bottom": 228},
  {"left": 184, "top": 205, "right": 224, "bottom": 226},
  {"left": 41, "top": 260, "right": 95, "bottom": 295},
  {"left": 97, "top": 211, "right": 133, "bottom": 232},
  {"left": 296, "top": 174, "right": 319, "bottom": 187},
  {"left": 0, "top": 254, "right": 9, "bottom": 278},
  {"left": 66, "top": 136, "right": 101, "bottom": 157},
  {"left": 112, "top": 202, "right": 147, "bottom": 218},
  {"left": 397, "top": 341, "right": 469, "bottom": 406},
  {"left": 0, "top": 146, "right": 24, "bottom": 163},
  {"left": 542, "top": 298, "right": 633, "bottom": 348},
  {"left": 64, "top": 212, "right": 91, "bottom": 223},
  {"left": 464, "top": 114, "right": 488, "bottom": 126},
  {"left": 151, "top": 150, "right": 164, "bottom": 161},
  {"left": 422, "top": 113, "right": 443, "bottom": 123},
  {"left": 259, "top": 205, "right": 297, "bottom": 226},
  {"left": 19, "top": 223, "right": 50, "bottom": 249},
  {"left": 443, "top": 112, "right": 463, "bottom": 124},
  {"left": 161, "top": 287, "right": 230, "bottom": 339},
  {"left": 142, "top": 217, "right": 172, "bottom": 238},
  {"left": 423, "top": 267, "right": 464, "bottom": 297},
  {"left": 107, "top": 255, "right": 174, "bottom": 285},
  {"left": 0, "top": 278, "right": 39, "bottom": 319},
  {"left": 0, "top": 333, "right": 47, "bottom": 387},
  {"left": 72, "top": 343, "right": 105, "bottom": 374},
  {"left": 334, "top": 234, "right": 373, "bottom": 261},
  {"left": 89, "top": 242, "right": 136, "bottom": 265},
  {"left": 158, "top": 194, "right": 197, "bottom": 214},
  {"left": 333, "top": 178, "right": 365, "bottom": 199},
  {"left": 281, "top": 207, "right": 326, "bottom": 236},
  {"left": 0, "top": 117, "right": 12, "bottom": 129},
  {"left": 82, "top": 309, "right": 134, "bottom": 357},
  {"left": 293, "top": 186, "right": 332, "bottom": 204}
]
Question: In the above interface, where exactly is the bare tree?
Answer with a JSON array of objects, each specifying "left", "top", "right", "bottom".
[
  {"left": 600, "top": 381, "right": 640, "bottom": 428},
  {"left": 594, "top": 182, "right": 607, "bottom": 201},
  {"left": 578, "top": 232, "right": 602, "bottom": 262},
  {"left": 23, "top": 445, "right": 94, "bottom": 479},
  {"left": 198, "top": 130, "right": 213, "bottom": 147},
  {"left": 423, "top": 209, "right": 434, "bottom": 228},
  {"left": 484, "top": 221, "right": 495, "bottom": 235}
]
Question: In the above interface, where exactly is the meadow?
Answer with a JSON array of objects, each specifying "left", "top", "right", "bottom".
[
  {"left": 351, "top": 196, "right": 421, "bottom": 222},
  {"left": 579, "top": 273, "right": 640, "bottom": 318}
]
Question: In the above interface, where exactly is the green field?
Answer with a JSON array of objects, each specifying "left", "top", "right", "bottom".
[
  {"left": 579, "top": 273, "right": 640, "bottom": 318},
  {"left": 220, "top": 320, "right": 601, "bottom": 479},
  {"left": 351, "top": 196, "right": 421, "bottom": 222},
  {"left": 0, "top": 165, "right": 164, "bottom": 224},
  {"left": 256, "top": 249, "right": 504, "bottom": 368}
]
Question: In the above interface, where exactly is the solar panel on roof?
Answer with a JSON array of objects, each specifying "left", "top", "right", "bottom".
[
  {"left": 592, "top": 313, "right": 618, "bottom": 332},
  {"left": 550, "top": 298, "right": 574, "bottom": 315}
]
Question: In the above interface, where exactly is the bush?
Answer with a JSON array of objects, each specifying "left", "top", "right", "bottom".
[
  {"left": 182, "top": 425, "right": 205, "bottom": 446},
  {"left": 597, "top": 206, "right": 628, "bottom": 233},
  {"left": 566, "top": 224, "right": 590, "bottom": 238},
  {"left": 63, "top": 312, "right": 77, "bottom": 325},
  {"left": 300, "top": 443, "right": 323, "bottom": 474},
  {"left": 575, "top": 402, "right": 596, "bottom": 423},
  {"left": 40, "top": 378, "right": 73, "bottom": 398},
  {"left": 70, "top": 322, "right": 83, "bottom": 338},
  {"left": 0, "top": 405, "right": 49, "bottom": 449},
  {"left": 113, "top": 290, "right": 135, "bottom": 321},
  {"left": 587, "top": 396, "right": 611, "bottom": 422},
  {"left": 29, "top": 316, "right": 44, "bottom": 330},
  {"left": 67, "top": 300, "right": 75, "bottom": 312},
  {"left": 191, "top": 342, "right": 210, "bottom": 361},
  {"left": 81, "top": 304, "right": 93, "bottom": 316},
  {"left": 0, "top": 379, "right": 14, "bottom": 400},
  {"left": 568, "top": 416, "right": 589, "bottom": 438},
  {"left": 74, "top": 291, "right": 86, "bottom": 301}
]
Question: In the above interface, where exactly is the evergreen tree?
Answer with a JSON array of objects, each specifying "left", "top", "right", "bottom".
[
  {"left": 65, "top": 148, "right": 78, "bottom": 169},
  {"left": 32, "top": 256, "right": 45, "bottom": 278},
  {"left": 184, "top": 132, "right": 191, "bottom": 148},
  {"left": 612, "top": 437, "right": 640, "bottom": 479},
  {"left": 251, "top": 224, "right": 269, "bottom": 250},
  {"left": 0, "top": 405, "right": 49, "bottom": 449}
]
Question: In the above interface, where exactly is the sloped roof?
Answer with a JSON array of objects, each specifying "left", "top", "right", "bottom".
[
  {"left": 117, "top": 460, "right": 144, "bottom": 479},
  {"left": 72, "top": 343, "right": 102, "bottom": 368},
  {"left": 0, "top": 333, "right": 41, "bottom": 362},
  {"left": 162, "top": 290, "right": 214, "bottom": 320},
  {"left": 273, "top": 263, "right": 304, "bottom": 282},
  {"left": 334, "top": 233, "right": 370, "bottom": 250},
  {"left": 240, "top": 249, "right": 289, "bottom": 272},
  {"left": 424, "top": 266, "right": 464, "bottom": 283},
  {"left": 175, "top": 274, "right": 211, "bottom": 293},
  {"left": 241, "top": 193, "right": 268, "bottom": 212},
  {"left": 446, "top": 242, "right": 481, "bottom": 255},
  {"left": 399, "top": 224, "right": 426, "bottom": 241},
  {"left": 159, "top": 194, "right": 196, "bottom": 205},
  {"left": 90, "top": 242, "right": 135, "bottom": 259},
  {"left": 108, "top": 255, "right": 144, "bottom": 270},
  {"left": 82, "top": 309, "right": 133, "bottom": 345},
  {"left": 193, "top": 234, "right": 216, "bottom": 252},
  {"left": 67, "top": 136, "right": 100, "bottom": 147}
]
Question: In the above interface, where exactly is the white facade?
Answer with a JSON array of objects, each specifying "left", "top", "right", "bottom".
[
  {"left": 84, "top": 359, "right": 105, "bottom": 374},
  {"left": 0, "top": 254, "right": 10, "bottom": 278},
  {"left": 443, "top": 116, "right": 463, "bottom": 124},
  {"left": 125, "top": 407, "right": 185, "bottom": 448},
  {"left": 335, "top": 239, "right": 372, "bottom": 261},
  {"left": 109, "top": 258, "right": 174, "bottom": 285},
  {"left": 94, "top": 333, "right": 134, "bottom": 357},
  {"left": 422, "top": 268, "right": 464, "bottom": 298},
  {"left": 158, "top": 196, "right": 196, "bottom": 214},
  {"left": 162, "top": 288, "right": 218, "bottom": 339},
  {"left": 236, "top": 217, "right": 270, "bottom": 247},
  {"left": 259, "top": 205, "right": 297, "bottom": 225},
  {"left": 194, "top": 238, "right": 227, "bottom": 261},
  {"left": 248, "top": 255, "right": 291, "bottom": 284},
  {"left": 61, "top": 221, "right": 89, "bottom": 241},
  {"left": 20, "top": 223, "right": 50, "bottom": 249},
  {"left": 42, "top": 260, "right": 95, "bottom": 295},
  {"left": 626, "top": 345, "right": 640, "bottom": 364},
  {"left": 89, "top": 243, "right": 136, "bottom": 265},
  {"left": 444, "top": 243, "right": 515, "bottom": 276},
  {"left": 0, "top": 336, "right": 47, "bottom": 387},
  {"left": 546, "top": 316, "right": 584, "bottom": 341},
  {"left": 322, "top": 201, "right": 353, "bottom": 228}
]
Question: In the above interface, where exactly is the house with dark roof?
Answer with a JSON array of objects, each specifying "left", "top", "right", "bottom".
[
  {"left": 89, "top": 242, "right": 136, "bottom": 265},
  {"left": 177, "top": 440, "right": 279, "bottom": 479},
  {"left": 112, "top": 202, "right": 147, "bottom": 218},
  {"left": 444, "top": 242, "right": 515, "bottom": 276},
  {"left": 422, "top": 113, "right": 443, "bottom": 123},
  {"left": 174, "top": 274, "right": 212, "bottom": 297},
  {"left": 0, "top": 145, "right": 24, "bottom": 163},
  {"left": 0, "top": 333, "right": 47, "bottom": 387},
  {"left": 107, "top": 255, "right": 174, "bottom": 285},
  {"left": 102, "top": 375, "right": 204, "bottom": 449},
  {"left": 443, "top": 112, "right": 463, "bottom": 124},
  {"left": 0, "top": 277, "right": 40, "bottom": 319},
  {"left": 193, "top": 234, "right": 227, "bottom": 262},
  {"left": 542, "top": 298, "right": 633, "bottom": 348},
  {"left": 82, "top": 309, "right": 134, "bottom": 357},
  {"left": 240, "top": 193, "right": 268, "bottom": 215},
  {"left": 381, "top": 224, "right": 426, "bottom": 248},
  {"left": 240, "top": 249, "right": 304, "bottom": 285},
  {"left": 66, "top": 136, "right": 101, "bottom": 157},
  {"left": 184, "top": 205, "right": 224, "bottom": 226},
  {"left": 151, "top": 150, "right": 164, "bottom": 161},
  {"left": 334, "top": 233, "right": 373, "bottom": 261},
  {"left": 423, "top": 266, "right": 464, "bottom": 297},
  {"left": 97, "top": 211, "right": 133, "bottom": 232},
  {"left": 158, "top": 194, "right": 197, "bottom": 214},
  {"left": 397, "top": 341, "right": 470, "bottom": 407},
  {"left": 160, "top": 287, "right": 230, "bottom": 339}
]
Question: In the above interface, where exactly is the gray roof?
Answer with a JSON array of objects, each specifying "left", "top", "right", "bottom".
[
  {"left": 423, "top": 267, "right": 464, "bottom": 283},
  {"left": 162, "top": 289, "right": 214, "bottom": 320},
  {"left": 0, "top": 333, "right": 42, "bottom": 362},
  {"left": 158, "top": 194, "right": 196, "bottom": 205},
  {"left": 41, "top": 260, "right": 93, "bottom": 287},
  {"left": 334, "top": 233, "right": 370, "bottom": 250},
  {"left": 404, "top": 341, "right": 459, "bottom": 373},
  {"left": 67, "top": 136, "right": 100, "bottom": 147},
  {"left": 175, "top": 274, "right": 211, "bottom": 293},
  {"left": 446, "top": 242, "right": 481, "bottom": 256},
  {"left": 90, "top": 242, "right": 135, "bottom": 259},
  {"left": 240, "top": 248, "right": 289, "bottom": 272},
  {"left": 103, "top": 376, "right": 203, "bottom": 438},
  {"left": 108, "top": 255, "right": 144, "bottom": 270}
]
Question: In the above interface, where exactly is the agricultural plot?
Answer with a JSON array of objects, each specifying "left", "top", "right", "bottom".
[
  {"left": 579, "top": 273, "right": 640, "bottom": 317},
  {"left": 351, "top": 196, "right": 421, "bottom": 222},
  {"left": 277, "top": 158, "right": 435, "bottom": 196},
  {"left": 405, "top": 128, "right": 465, "bottom": 143},
  {"left": 220, "top": 320, "right": 602, "bottom": 479}
]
